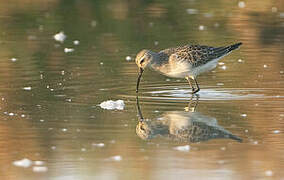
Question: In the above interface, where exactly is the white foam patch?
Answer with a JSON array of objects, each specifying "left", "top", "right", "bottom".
[
  {"left": 64, "top": 48, "right": 74, "bottom": 53},
  {"left": 125, "top": 56, "right": 132, "bottom": 61},
  {"left": 53, "top": 31, "right": 66, "bottom": 43},
  {"left": 265, "top": 170, "right": 273, "bottom": 176},
  {"left": 23, "top": 87, "right": 32, "bottom": 91},
  {"left": 186, "top": 9, "right": 198, "bottom": 14},
  {"left": 271, "top": 7, "right": 277, "bottom": 13},
  {"left": 92, "top": 143, "right": 105, "bottom": 147},
  {"left": 33, "top": 166, "right": 48, "bottom": 173},
  {"left": 238, "top": 1, "right": 245, "bottom": 8},
  {"left": 34, "top": 161, "right": 44, "bottom": 166},
  {"left": 199, "top": 25, "right": 205, "bottom": 31},
  {"left": 107, "top": 155, "right": 122, "bottom": 161},
  {"left": 11, "top": 58, "right": 17, "bottom": 62},
  {"left": 241, "top": 114, "right": 247, "bottom": 117},
  {"left": 73, "top": 40, "right": 80, "bottom": 45},
  {"left": 273, "top": 130, "right": 280, "bottom": 134},
  {"left": 173, "top": 145, "right": 190, "bottom": 152},
  {"left": 13, "top": 158, "right": 32, "bottom": 168},
  {"left": 238, "top": 59, "right": 244, "bottom": 63},
  {"left": 99, "top": 100, "right": 125, "bottom": 110}
]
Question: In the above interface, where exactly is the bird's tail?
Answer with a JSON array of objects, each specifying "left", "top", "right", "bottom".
[
  {"left": 228, "top": 133, "right": 243, "bottom": 142},
  {"left": 227, "top": 42, "right": 242, "bottom": 51}
]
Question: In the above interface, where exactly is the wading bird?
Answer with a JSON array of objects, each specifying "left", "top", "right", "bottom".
[{"left": 135, "top": 42, "right": 242, "bottom": 94}]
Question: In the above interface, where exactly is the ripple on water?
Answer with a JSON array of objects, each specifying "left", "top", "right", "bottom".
[{"left": 130, "top": 87, "right": 283, "bottom": 101}]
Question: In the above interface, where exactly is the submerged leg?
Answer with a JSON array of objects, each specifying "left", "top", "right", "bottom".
[
  {"left": 192, "top": 77, "right": 200, "bottom": 94},
  {"left": 186, "top": 76, "right": 200, "bottom": 94}
]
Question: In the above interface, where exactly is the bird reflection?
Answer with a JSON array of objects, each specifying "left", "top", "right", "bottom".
[{"left": 136, "top": 96, "right": 242, "bottom": 143}]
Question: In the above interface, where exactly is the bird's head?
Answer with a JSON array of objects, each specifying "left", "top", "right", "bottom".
[
  {"left": 135, "top": 49, "right": 153, "bottom": 70},
  {"left": 135, "top": 49, "right": 155, "bottom": 93}
]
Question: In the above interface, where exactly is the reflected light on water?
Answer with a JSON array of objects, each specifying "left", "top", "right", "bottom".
[{"left": 0, "top": 0, "right": 283, "bottom": 179}]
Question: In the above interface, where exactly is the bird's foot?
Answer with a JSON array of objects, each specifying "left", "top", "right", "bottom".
[{"left": 191, "top": 88, "right": 200, "bottom": 94}]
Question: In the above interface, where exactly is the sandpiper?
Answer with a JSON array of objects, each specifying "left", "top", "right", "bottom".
[{"left": 135, "top": 42, "right": 242, "bottom": 94}]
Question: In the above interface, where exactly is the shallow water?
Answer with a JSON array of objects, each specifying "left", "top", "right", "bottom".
[{"left": 0, "top": 0, "right": 284, "bottom": 179}]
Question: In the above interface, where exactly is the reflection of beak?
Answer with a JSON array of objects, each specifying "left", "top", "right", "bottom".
[
  {"left": 136, "top": 68, "right": 144, "bottom": 93},
  {"left": 136, "top": 96, "right": 144, "bottom": 121}
]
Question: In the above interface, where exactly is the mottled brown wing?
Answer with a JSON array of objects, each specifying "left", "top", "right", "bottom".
[
  {"left": 167, "top": 45, "right": 217, "bottom": 67},
  {"left": 163, "top": 44, "right": 241, "bottom": 67}
]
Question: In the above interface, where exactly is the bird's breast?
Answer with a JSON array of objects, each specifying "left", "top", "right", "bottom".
[{"left": 151, "top": 61, "right": 192, "bottom": 78}]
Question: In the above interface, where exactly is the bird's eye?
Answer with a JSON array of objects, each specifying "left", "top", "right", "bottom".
[{"left": 140, "top": 59, "right": 145, "bottom": 64}]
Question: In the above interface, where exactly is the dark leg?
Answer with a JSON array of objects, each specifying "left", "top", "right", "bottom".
[{"left": 192, "top": 78, "right": 200, "bottom": 94}]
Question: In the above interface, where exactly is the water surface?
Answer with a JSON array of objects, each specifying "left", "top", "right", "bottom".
[{"left": 0, "top": 0, "right": 284, "bottom": 179}]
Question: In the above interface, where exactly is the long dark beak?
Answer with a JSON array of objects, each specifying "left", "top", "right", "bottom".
[
  {"left": 136, "top": 96, "right": 144, "bottom": 121},
  {"left": 136, "top": 68, "right": 144, "bottom": 93}
]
